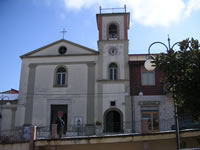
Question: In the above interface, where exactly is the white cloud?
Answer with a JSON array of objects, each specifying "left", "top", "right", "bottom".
[
  {"left": 63, "top": 0, "right": 121, "bottom": 10},
  {"left": 64, "top": 0, "right": 98, "bottom": 9},
  {"left": 63, "top": 0, "right": 200, "bottom": 27},
  {"left": 185, "top": 0, "right": 200, "bottom": 16},
  {"left": 128, "top": 0, "right": 185, "bottom": 27}
]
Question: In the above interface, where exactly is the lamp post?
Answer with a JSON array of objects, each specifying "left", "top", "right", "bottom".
[{"left": 144, "top": 36, "right": 180, "bottom": 150}]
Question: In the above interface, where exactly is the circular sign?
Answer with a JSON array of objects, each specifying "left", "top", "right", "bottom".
[{"left": 144, "top": 58, "right": 156, "bottom": 71}]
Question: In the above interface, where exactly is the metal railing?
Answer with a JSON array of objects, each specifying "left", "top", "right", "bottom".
[
  {"left": 99, "top": 5, "right": 127, "bottom": 14},
  {"left": 1, "top": 118, "right": 200, "bottom": 143},
  {"left": 36, "top": 124, "right": 96, "bottom": 139},
  {"left": 36, "top": 126, "right": 51, "bottom": 139},
  {"left": 36, "top": 118, "right": 198, "bottom": 139},
  {"left": 0, "top": 127, "right": 28, "bottom": 144}
]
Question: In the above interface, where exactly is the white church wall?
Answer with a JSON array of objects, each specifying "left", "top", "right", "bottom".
[
  {"left": 15, "top": 106, "right": 25, "bottom": 127},
  {"left": 31, "top": 64, "right": 89, "bottom": 126},
  {"left": 18, "top": 61, "right": 30, "bottom": 104},
  {"left": 32, "top": 97, "right": 48, "bottom": 126},
  {"left": 70, "top": 96, "right": 87, "bottom": 125},
  {"left": 34, "top": 64, "right": 88, "bottom": 93},
  {"left": 17, "top": 54, "right": 97, "bottom": 127},
  {"left": 15, "top": 61, "right": 29, "bottom": 127}
]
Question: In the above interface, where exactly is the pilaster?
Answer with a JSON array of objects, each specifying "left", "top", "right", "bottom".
[{"left": 24, "top": 64, "right": 37, "bottom": 125}]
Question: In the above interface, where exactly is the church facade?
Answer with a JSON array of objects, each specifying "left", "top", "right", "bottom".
[
  {"left": 15, "top": 12, "right": 134, "bottom": 134},
  {"left": 0, "top": 10, "right": 177, "bottom": 136}
]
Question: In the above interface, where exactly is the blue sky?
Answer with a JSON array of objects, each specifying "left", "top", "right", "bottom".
[{"left": 0, "top": 0, "right": 200, "bottom": 92}]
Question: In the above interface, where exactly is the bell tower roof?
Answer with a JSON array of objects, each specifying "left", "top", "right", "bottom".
[{"left": 96, "top": 5, "right": 130, "bottom": 41}]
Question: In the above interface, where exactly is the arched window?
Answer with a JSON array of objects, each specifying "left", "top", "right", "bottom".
[
  {"left": 56, "top": 67, "right": 67, "bottom": 86},
  {"left": 109, "top": 63, "right": 118, "bottom": 80},
  {"left": 108, "top": 24, "right": 118, "bottom": 40}
]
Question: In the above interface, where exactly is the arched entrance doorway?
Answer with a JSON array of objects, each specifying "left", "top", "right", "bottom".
[{"left": 104, "top": 109, "right": 123, "bottom": 133}]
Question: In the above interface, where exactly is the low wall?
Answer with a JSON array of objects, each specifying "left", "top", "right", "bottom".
[
  {"left": 34, "top": 138, "right": 199, "bottom": 150},
  {"left": 0, "top": 142, "right": 29, "bottom": 150},
  {"left": 34, "top": 130, "right": 200, "bottom": 150}
]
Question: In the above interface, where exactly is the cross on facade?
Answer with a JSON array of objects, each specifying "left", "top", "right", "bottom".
[{"left": 60, "top": 28, "right": 67, "bottom": 39}]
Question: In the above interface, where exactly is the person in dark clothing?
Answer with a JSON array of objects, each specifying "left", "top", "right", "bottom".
[{"left": 56, "top": 116, "right": 65, "bottom": 138}]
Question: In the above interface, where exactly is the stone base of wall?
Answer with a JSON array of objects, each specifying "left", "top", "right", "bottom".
[{"left": 0, "top": 142, "right": 29, "bottom": 150}]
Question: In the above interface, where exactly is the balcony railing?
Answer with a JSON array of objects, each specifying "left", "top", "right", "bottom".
[
  {"left": 99, "top": 5, "right": 127, "bottom": 14},
  {"left": 35, "top": 119, "right": 200, "bottom": 139},
  {"left": 0, "top": 127, "right": 29, "bottom": 144},
  {"left": 0, "top": 118, "right": 200, "bottom": 143}
]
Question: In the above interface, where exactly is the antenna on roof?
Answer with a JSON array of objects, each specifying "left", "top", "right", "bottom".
[
  {"left": 124, "top": 4, "right": 126, "bottom": 13},
  {"left": 100, "top": 6, "right": 102, "bottom": 14}
]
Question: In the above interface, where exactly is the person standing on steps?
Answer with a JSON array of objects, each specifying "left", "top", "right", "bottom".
[{"left": 56, "top": 111, "right": 65, "bottom": 138}]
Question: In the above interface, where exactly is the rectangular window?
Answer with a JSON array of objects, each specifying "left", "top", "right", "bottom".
[
  {"left": 141, "top": 110, "right": 159, "bottom": 131},
  {"left": 141, "top": 71, "right": 155, "bottom": 86}
]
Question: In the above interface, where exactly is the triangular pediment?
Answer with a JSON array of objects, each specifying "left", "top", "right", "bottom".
[{"left": 21, "top": 39, "right": 99, "bottom": 58}]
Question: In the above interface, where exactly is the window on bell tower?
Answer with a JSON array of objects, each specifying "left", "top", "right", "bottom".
[
  {"left": 108, "top": 23, "right": 118, "bottom": 40},
  {"left": 109, "top": 63, "right": 118, "bottom": 80}
]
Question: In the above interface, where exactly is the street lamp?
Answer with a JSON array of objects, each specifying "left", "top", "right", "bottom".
[{"left": 144, "top": 36, "right": 181, "bottom": 150}]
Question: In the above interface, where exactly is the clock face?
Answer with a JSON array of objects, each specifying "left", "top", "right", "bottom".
[
  {"left": 109, "top": 47, "right": 118, "bottom": 56},
  {"left": 58, "top": 46, "right": 67, "bottom": 55}
]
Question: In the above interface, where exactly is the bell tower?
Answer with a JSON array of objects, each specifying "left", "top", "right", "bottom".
[
  {"left": 96, "top": 6, "right": 131, "bottom": 132},
  {"left": 96, "top": 6, "right": 130, "bottom": 41}
]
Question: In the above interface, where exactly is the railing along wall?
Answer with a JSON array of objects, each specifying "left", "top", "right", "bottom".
[{"left": 0, "top": 118, "right": 200, "bottom": 143}]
